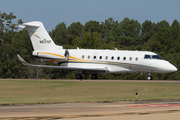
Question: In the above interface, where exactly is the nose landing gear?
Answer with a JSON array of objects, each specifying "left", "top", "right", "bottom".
[{"left": 147, "top": 73, "right": 152, "bottom": 80}]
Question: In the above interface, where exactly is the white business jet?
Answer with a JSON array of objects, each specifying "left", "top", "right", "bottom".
[{"left": 14, "top": 21, "right": 177, "bottom": 80}]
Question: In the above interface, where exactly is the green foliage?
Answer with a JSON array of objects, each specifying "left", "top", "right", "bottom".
[
  {"left": 68, "top": 22, "right": 83, "bottom": 46},
  {"left": 141, "top": 20, "right": 154, "bottom": 43},
  {"left": 73, "top": 32, "right": 102, "bottom": 49},
  {"left": 1, "top": 12, "right": 180, "bottom": 80},
  {"left": 49, "top": 22, "right": 68, "bottom": 45},
  {"left": 84, "top": 20, "right": 102, "bottom": 33},
  {"left": 172, "top": 19, "right": 180, "bottom": 27}
]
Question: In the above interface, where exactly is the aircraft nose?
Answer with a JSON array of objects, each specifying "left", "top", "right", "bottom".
[
  {"left": 155, "top": 61, "right": 177, "bottom": 73},
  {"left": 168, "top": 63, "right": 177, "bottom": 72}
]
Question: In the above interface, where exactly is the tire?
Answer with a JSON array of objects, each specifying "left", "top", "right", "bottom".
[
  {"left": 76, "top": 74, "right": 82, "bottom": 79},
  {"left": 91, "top": 74, "right": 98, "bottom": 79},
  {"left": 147, "top": 76, "right": 152, "bottom": 80}
]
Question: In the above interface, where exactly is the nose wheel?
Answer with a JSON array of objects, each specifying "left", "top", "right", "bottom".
[
  {"left": 147, "top": 73, "right": 152, "bottom": 80},
  {"left": 147, "top": 76, "right": 152, "bottom": 80}
]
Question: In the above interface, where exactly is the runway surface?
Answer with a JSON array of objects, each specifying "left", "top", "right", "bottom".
[
  {"left": 0, "top": 100, "right": 180, "bottom": 120},
  {"left": 1, "top": 79, "right": 180, "bottom": 84}
]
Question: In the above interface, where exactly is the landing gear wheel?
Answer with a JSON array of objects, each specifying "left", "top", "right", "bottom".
[
  {"left": 76, "top": 74, "right": 82, "bottom": 79},
  {"left": 91, "top": 74, "right": 98, "bottom": 79},
  {"left": 147, "top": 76, "right": 152, "bottom": 80},
  {"left": 147, "top": 73, "right": 152, "bottom": 80}
]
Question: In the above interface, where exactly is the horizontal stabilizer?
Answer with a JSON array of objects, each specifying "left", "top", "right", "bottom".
[
  {"left": 4, "top": 22, "right": 40, "bottom": 28},
  {"left": 17, "top": 54, "right": 108, "bottom": 73}
]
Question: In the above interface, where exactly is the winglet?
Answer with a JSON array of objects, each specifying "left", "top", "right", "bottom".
[{"left": 17, "top": 54, "right": 30, "bottom": 66}]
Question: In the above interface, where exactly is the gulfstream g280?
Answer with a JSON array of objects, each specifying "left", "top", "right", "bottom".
[{"left": 13, "top": 21, "right": 177, "bottom": 80}]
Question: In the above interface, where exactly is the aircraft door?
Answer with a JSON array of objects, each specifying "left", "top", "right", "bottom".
[{"left": 64, "top": 49, "right": 69, "bottom": 61}]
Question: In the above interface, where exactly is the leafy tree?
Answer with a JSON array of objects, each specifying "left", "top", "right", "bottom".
[
  {"left": 84, "top": 20, "right": 102, "bottom": 33},
  {"left": 68, "top": 22, "right": 83, "bottom": 37},
  {"left": 101, "top": 18, "right": 117, "bottom": 39},
  {"left": 73, "top": 32, "right": 102, "bottom": 49},
  {"left": 10, "top": 30, "right": 33, "bottom": 78},
  {"left": 68, "top": 22, "right": 83, "bottom": 47},
  {"left": 120, "top": 17, "right": 141, "bottom": 37},
  {"left": 0, "top": 12, "right": 18, "bottom": 78},
  {"left": 172, "top": 19, "right": 180, "bottom": 27},
  {"left": 103, "top": 22, "right": 122, "bottom": 49},
  {"left": 119, "top": 18, "right": 141, "bottom": 49},
  {"left": 141, "top": 20, "right": 154, "bottom": 43},
  {"left": 153, "top": 20, "right": 170, "bottom": 34},
  {"left": 49, "top": 22, "right": 68, "bottom": 46}
]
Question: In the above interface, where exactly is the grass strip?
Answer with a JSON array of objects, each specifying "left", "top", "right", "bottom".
[{"left": 0, "top": 80, "right": 180, "bottom": 105}]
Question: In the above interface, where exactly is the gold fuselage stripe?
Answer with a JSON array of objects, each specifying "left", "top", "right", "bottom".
[
  {"left": 39, "top": 52, "right": 64, "bottom": 58},
  {"left": 38, "top": 52, "right": 139, "bottom": 66},
  {"left": 38, "top": 52, "right": 92, "bottom": 62}
]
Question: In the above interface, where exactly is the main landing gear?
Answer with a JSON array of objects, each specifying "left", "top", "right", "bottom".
[
  {"left": 75, "top": 74, "right": 99, "bottom": 80},
  {"left": 147, "top": 73, "right": 152, "bottom": 80},
  {"left": 91, "top": 74, "right": 98, "bottom": 79},
  {"left": 76, "top": 74, "right": 83, "bottom": 79},
  {"left": 76, "top": 74, "right": 83, "bottom": 82}
]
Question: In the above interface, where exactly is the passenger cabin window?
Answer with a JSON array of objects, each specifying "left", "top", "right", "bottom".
[
  {"left": 135, "top": 57, "right": 138, "bottom": 61},
  {"left": 88, "top": 55, "right": 90, "bottom": 59},
  {"left": 111, "top": 56, "right": 114, "bottom": 60},
  {"left": 99, "top": 56, "right": 102, "bottom": 59},
  {"left": 117, "top": 56, "right": 120, "bottom": 60},
  {"left": 144, "top": 55, "right": 151, "bottom": 59},
  {"left": 129, "top": 57, "right": 132, "bottom": 61}
]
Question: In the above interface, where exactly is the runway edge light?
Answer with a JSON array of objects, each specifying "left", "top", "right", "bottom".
[{"left": 136, "top": 92, "right": 138, "bottom": 98}]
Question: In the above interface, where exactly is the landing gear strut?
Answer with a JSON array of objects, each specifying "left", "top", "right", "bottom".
[{"left": 147, "top": 73, "right": 152, "bottom": 80}]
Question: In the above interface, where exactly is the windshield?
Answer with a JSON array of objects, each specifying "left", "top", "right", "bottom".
[
  {"left": 144, "top": 55, "right": 152, "bottom": 59},
  {"left": 144, "top": 54, "right": 163, "bottom": 60},
  {"left": 152, "top": 55, "right": 163, "bottom": 60}
]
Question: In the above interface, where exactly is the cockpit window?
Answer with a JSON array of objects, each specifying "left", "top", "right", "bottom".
[
  {"left": 144, "top": 55, "right": 151, "bottom": 59},
  {"left": 152, "top": 55, "right": 163, "bottom": 60},
  {"left": 144, "top": 54, "right": 163, "bottom": 60}
]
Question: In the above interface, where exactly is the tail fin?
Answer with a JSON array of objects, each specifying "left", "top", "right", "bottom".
[{"left": 19, "top": 21, "right": 62, "bottom": 50}]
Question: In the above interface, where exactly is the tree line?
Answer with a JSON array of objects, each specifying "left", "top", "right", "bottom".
[{"left": 0, "top": 12, "right": 180, "bottom": 80}]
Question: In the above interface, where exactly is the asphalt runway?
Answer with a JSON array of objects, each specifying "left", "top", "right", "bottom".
[
  {"left": 0, "top": 79, "right": 180, "bottom": 120},
  {"left": 63, "top": 79, "right": 180, "bottom": 84},
  {"left": 0, "top": 100, "right": 180, "bottom": 120},
  {"left": 1, "top": 79, "right": 180, "bottom": 84}
]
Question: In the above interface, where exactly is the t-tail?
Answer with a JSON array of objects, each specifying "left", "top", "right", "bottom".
[{"left": 19, "top": 21, "right": 63, "bottom": 51}]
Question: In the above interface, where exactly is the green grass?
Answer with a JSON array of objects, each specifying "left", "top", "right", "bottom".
[{"left": 0, "top": 80, "right": 180, "bottom": 105}]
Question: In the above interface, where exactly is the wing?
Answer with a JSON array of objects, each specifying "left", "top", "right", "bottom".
[{"left": 17, "top": 54, "right": 108, "bottom": 73}]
